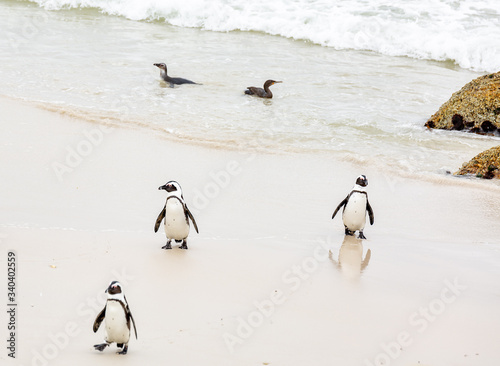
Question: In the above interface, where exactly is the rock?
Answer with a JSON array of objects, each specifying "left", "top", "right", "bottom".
[
  {"left": 425, "top": 72, "right": 500, "bottom": 135},
  {"left": 455, "top": 146, "right": 500, "bottom": 179}
]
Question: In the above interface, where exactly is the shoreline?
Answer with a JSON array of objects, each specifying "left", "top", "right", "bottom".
[
  {"left": 1, "top": 96, "right": 500, "bottom": 366},
  {"left": 6, "top": 94, "right": 500, "bottom": 193}
]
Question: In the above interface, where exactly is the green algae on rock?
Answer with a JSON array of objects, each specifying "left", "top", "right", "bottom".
[
  {"left": 425, "top": 72, "right": 500, "bottom": 135},
  {"left": 455, "top": 146, "right": 500, "bottom": 179}
]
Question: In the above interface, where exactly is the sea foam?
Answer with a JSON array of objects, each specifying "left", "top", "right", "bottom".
[{"left": 29, "top": 0, "right": 500, "bottom": 72}]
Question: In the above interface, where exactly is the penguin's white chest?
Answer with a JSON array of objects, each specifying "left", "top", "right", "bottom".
[
  {"left": 104, "top": 301, "right": 130, "bottom": 344},
  {"left": 164, "top": 199, "right": 190, "bottom": 240},
  {"left": 342, "top": 193, "right": 367, "bottom": 231}
]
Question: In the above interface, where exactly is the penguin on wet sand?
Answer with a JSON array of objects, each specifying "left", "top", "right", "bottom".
[
  {"left": 93, "top": 281, "right": 137, "bottom": 355},
  {"left": 154, "top": 180, "right": 199, "bottom": 249},
  {"left": 331, "top": 175, "right": 374, "bottom": 239}
]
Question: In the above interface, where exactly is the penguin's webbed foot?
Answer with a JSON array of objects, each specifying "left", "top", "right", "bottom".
[
  {"left": 162, "top": 241, "right": 172, "bottom": 250},
  {"left": 94, "top": 343, "right": 109, "bottom": 352},
  {"left": 179, "top": 240, "right": 188, "bottom": 249},
  {"left": 345, "top": 227, "right": 354, "bottom": 236},
  {"left": 117, "top": 345, "right": 128, "bottom": 355},
  {"left": 358, "top": 231, "right": 367, "bottom": 240}
]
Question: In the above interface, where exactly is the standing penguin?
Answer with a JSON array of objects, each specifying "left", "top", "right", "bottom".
[
  {"left": 154, "top": 180, "right": 199, "bottom": 249},
  {"left": 331, "top": 175, "right": 374, "bottom": 239},
  {"left": 93, "top": 281, "right": 137, "bottom": 355}
]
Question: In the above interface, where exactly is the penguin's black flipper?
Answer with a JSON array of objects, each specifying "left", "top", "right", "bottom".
[
  {"left": 124, "top": 296, "right": 138, "bottom": 339},
  {"left": 93, "top": 307, "right": 106, "bottom": 333},
  {"left": 366, "top": 200, "right": 374, "bottom": 225},
  {"left": 154, "top": 206, "right": 166, "bottom": 233},
  {"left": 185, "top": 205, "right": 199, "bottom": 233},
  {"left": 332, "top": 196, "right": 348, "bottom": 219},
  {"left": 130, "top": 312, "right": 138, "bottom": 340}
]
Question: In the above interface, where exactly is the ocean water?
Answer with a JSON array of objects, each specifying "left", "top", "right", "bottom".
[{"left": 1, "top": 0, "right": 499, "bottom": 180}]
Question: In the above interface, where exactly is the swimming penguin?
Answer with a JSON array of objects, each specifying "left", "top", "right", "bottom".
[
  {"left": 153, "top": 63, "right": 198, "bottom": 87},
  {"left": 331, "top": 175, "right": 374, "bottom": 239},
  {"left": 93, "top": 281, "right": 137, "bottom": 355},
  {"left": 245, "top": 80, "right": 282, "bottom": 98},
  {"left": 154, "top": 180, "right": 199, "bottom": 249}
]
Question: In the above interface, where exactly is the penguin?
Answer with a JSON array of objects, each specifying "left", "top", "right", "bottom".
[
  {"left": 153, "top": 63, "right": 199, "bottom": 87},
  {"left": 331, "top": 175, "right": 374, "bottom": 239},
  {"left": 154, "top": 180, "right": 199, "bottom": 249},
  {"left": 93, "top": 281, "right": 137, "bottom": 355}
]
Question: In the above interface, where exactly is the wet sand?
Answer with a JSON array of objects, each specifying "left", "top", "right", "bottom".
[{"left": 1, "top": 97, "right": 499, "bottom": 366}]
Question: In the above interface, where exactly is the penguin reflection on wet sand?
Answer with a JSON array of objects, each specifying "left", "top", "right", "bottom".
[
  {"left": 154, "top": 180, "right": 199, "bottom": 249},
  {"left": 245, "top": 80, "right": 282, "bottom": 98},
  {"left": 329, "top": 235, "right": 371, "bottom": 279},
  {"left": 93, "top": 281, "right": 137, "bottom": 355},
  {"left": 332, "top": 175, "right": 374, "bottom": 239},
  {"left": 153, "top": 63, "right": 199, "bottom": 87}
]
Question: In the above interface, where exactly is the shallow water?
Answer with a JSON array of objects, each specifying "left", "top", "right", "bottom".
[{"left": 1, "top": 0, "right": 499, "bottom": 181}]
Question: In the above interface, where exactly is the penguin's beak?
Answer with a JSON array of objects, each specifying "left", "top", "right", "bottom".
[
  {"left": 159, "top": 184, "right": 169, "bottom": 191},
  {"left": 159, "top": 183, "right": 175, "bottom": 192}
]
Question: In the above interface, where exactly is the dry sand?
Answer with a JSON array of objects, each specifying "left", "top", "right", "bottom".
[{"left": 1, "top": 97, "right": 500, "bottom": 366}]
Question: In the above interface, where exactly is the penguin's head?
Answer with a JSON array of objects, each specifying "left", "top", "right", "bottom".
[
  {"left": 154, "top": 63, "right": 167, "bottom": 71},
  {"left": 105, "top": 281, "right": 122, "bottom": 295},
  {"left": 159, "top": 180, "right": 183, "bottom": 196},
  {"left": 355, "top": 175, "right": 368, "bottom": 187}
]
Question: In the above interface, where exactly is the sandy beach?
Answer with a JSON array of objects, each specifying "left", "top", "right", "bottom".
[{"left": 1, "top": 96, "right": 499, "bottom": 366}]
